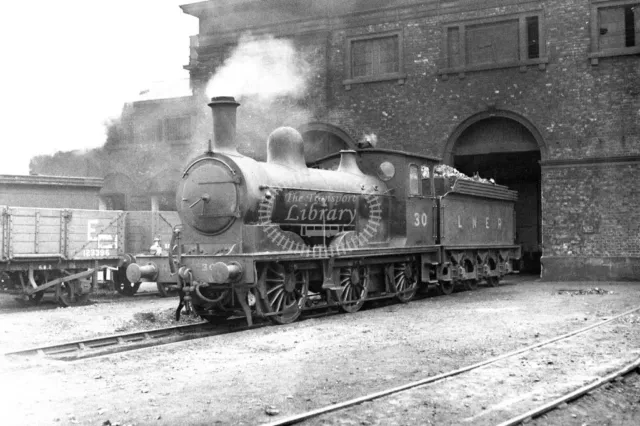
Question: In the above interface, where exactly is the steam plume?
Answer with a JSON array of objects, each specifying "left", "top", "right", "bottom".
[{"left": 206, "top": 34, "right": 312, "bottom": 102}]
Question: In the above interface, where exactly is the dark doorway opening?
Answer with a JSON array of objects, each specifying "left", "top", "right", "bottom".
[
  {"left": 452, "top": 117, "right": 542, "bottom": 274},
  {"left": 302, "top": 130, "right": 349, "bottom": 163}
]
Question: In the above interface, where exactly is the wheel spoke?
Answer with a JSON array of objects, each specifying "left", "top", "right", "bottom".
[
  {"left": 260, "top": 264, "right": 308, "bottom": 324},
  {"left": 267, "top": 284, "right": 284, "bottom": 295},
  {"left": 269, "top": 288, "right": 284, "bottom": 307},
  {"left": 397, "top": 275, "right": 406, "bottom": 291},
  {"left": 344, "top": 285, "right": 354, "bottom": 303},
  {"left": 393, "top": 263, "right": 417, "bottom": 303},
  {"left": 336, "top": 267, "right": 367, "bottom": 313},
  {"left": 273, "top": 291, "right": 284, "bottom": 312},
  {"left": 269, "top": 266, "right": 284, "bottom": 278},
  {"left": 268, "top": 289, "right": 281, "bottom": 308}
]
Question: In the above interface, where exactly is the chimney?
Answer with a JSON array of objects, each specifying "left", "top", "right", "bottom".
[
  {"left": 337, "top": 150, "right": 364, "bottom": 175},
  {"left": 208, "top": 96, "right": 240, "bottom": 154}
]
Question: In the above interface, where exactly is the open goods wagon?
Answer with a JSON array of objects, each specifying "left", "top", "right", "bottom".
[{"left": 0, "top": 206, "right": 125, "bottom": 306}]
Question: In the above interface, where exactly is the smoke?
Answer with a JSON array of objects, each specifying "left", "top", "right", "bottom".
[
  {"left": 206, "top": 34, "right": 312, "bottom": 102},
  {"left": 203, "top": 33, "right": 320, "bottom": 160}
]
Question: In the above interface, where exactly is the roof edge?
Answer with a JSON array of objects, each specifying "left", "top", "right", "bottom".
[{"left": 0, "top": 174, "right": 103, "bottom": 188}]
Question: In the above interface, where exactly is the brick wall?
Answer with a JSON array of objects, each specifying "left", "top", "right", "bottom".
[
  {"left": 186, "top": 0, "right": 640, "bottom": 280},
  {"left": 541, "top": 162, "right": 640, "bottom": 280},
  {"left": 316, "top": 1, "right": 640, "bottom": 161}
]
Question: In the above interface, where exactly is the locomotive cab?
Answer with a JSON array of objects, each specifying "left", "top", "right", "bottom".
[{"left": 312, "top": 149, "right": 440, "bottom": 247}]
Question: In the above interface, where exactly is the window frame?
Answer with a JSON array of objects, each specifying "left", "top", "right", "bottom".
[
  {"left": 589, "top": 0, "right": 640, "bottom": 65},
  {"left": 163, "top": 115, "right": 193, "bottom": 142},
  {"left": 132, "top": 120, "right": 162, "bottom": 144},
  {"left": 343, "top": 30, "right": 407, "bottom": 90},
  {"left": 438, "top": 10, "right": 548, "bottom": 78},
  {"left": 408, "top": 163, "right": 422, "bottom": 197}
]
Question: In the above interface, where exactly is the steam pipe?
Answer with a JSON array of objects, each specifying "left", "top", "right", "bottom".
[
  {"left": 208, "top": 96, "right": 240, "bottom": 155},
  {"left": 195, "top": 284, "right": 229, "bottom": 304}
]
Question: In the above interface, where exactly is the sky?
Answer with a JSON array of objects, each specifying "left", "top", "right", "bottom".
[{"left": 0, "top": 1, "right": 198, "bottom": 175}]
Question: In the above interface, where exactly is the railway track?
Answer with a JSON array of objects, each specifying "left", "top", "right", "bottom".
[
  {"left": 3, "top": 304, "right": 346, "bottom": 361},
  {"left": 0, "top": 279, "right": 523, "bottom": 363},
  {"left": 3, "top": 319, "right": 256, "bottom": 361},
  {"left": 262, "top": 305, "right": 640, "bottom": 426},
  {"left": 497, "top": 356, "right": 640, "bottom": 426}
]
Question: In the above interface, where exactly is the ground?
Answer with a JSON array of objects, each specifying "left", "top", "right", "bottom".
[{"left": 1, "top": 276, "right": 639, "bottom": 425}]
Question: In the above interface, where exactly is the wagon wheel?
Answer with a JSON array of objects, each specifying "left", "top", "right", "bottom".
[
  {"left": 464, "top": 279, "right": 479, "bottom": 291},
  {"left": 484, "top": 256, "right": 500, "bottom": 287},
  {"left": 0, "top": 272, "right": 11, "bottom": 290},
  {"left": 335, "top": 265, "right": 369, "bottom": 313},
  {"left": 455, "top": 257, "right": 477, "bottom": 291},
  {"left": 486, "top": 276, "right": 500, "bottom": 287},
  {"left": 16, "top": 272, "right": 44, "bottom": 305},
  {"left": 438, "top": 280, "right": 454, "bottom": 296},
  {"left": 259, "top": 263, "right": 309, "bottom": 325},
  {"left": 23, "top": 289, "right": 44, "bottom": 305},
  {"left": 113, "top": 268, "right": 141, "bottom": 296},
  {"left": 56, "top": 279, "right": 90, "bottom": 307},
  {"left": 391, "top": 262, "right": 418, "bottom": 303}
]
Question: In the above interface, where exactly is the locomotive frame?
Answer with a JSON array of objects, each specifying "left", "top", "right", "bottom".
[{"left": 125, "top": 96, "right": 521, "bottom": 325}]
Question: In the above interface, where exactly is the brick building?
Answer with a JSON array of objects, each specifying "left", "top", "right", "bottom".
[
  {"left": 0, "top": 175, "right": 104, "bottom": 210},
  {"left": 102, "top": 80, "right": 198, "bottom": 212},
  {"left": 176, "top": 0, "right": 639, "bottom": 280}
]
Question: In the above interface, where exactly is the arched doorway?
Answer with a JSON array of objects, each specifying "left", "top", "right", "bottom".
[
  {"left": 444, "top": 112, "right": 544, "bottom": 274},
  {"left": 299, "top": 122, "right": 356, "bottom": 163}
]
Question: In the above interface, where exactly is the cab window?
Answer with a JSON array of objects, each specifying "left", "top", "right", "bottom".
[{"left": 409, "top": 164, "right": 420, "bottom": 195}]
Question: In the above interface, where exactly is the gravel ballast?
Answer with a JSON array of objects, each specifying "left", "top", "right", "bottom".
[{"left": 1, "top": 276, "right": 639, "bottom": 425}]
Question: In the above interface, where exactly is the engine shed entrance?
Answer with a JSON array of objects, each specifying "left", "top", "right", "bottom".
[
  {"left": 445, "top": 113, "right": 544, "bottom": 274},
  {"left": 300, "top": 123, "right": 356, "bottom": 163}
]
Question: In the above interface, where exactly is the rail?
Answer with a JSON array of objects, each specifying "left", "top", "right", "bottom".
[
  {"left": 3, "top": 306, "right": 343, "bottom": 361},
  {"left": 3, "top": 321, "right": 244, "bottom": 360},
  {"left": 496, "top": 356, "right": 640, "bottom": 426},
  {"left": 261, "top": 305, "right": 640, "bottom": 426}
]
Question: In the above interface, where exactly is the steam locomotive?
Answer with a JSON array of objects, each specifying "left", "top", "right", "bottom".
[{"left": 125, "top": 96, "right": 521, "bottom": 325}]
